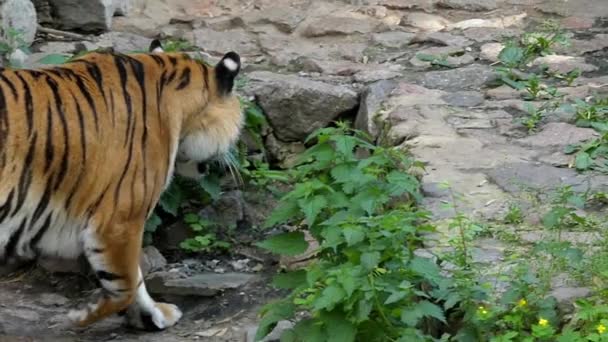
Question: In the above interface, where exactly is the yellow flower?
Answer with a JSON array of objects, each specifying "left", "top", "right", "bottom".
[
  {"left": 477, "top": 306, "right": 488, "bottom": 315},
  {"left": 597, "top": 324, "right": 606, "bottom": 334},
  {"left": 517, "top": 298, "right": 527, "bottom": 307},
  {"left": 538, "top": 318, "right": 549, "bottom": 326}
]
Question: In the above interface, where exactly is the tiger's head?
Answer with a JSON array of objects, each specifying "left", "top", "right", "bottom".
[{"left": 148, "top": 40, "right": 244, "bottom": 179}]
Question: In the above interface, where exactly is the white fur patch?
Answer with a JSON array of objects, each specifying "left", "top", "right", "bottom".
[
  {"left": 127, "top": 268, "right": 182, "bottom": 329},
  {"left": 175, "top": 160, "right": 204, "bottom": 180},
  {"left": 222, "top": 58, "right": 238, "bottom": 72},
  {"left": 152, "top": 47, "right": 164, "bottom": 53},
  {"left": 178, "top": 132, "right": 224, "bottom": 162}
]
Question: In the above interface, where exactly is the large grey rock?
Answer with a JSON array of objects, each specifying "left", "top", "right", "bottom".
[
  {"left": 0, "top": 0, "right": 37, "bottom": 45},
  {"left": 355, "top": 80, "right": 397, "bottom": 140},
  {"left": 146, "top": 271, "right": 255, "bottom": 296},
  {"left": 193, "top": 28, "right": 260, "bottom": 56},
  {"left": 411, "top": 64, "right": 499, "bottom": 90},
  {"left": 515, "top": 123, "right": 597, "bottom": 150},
  {"left": 95, "top": 31, "right": 151, "bottom": 52},
  {"left": 140, "top": 246, "right": 167, "bottom": 276},
  {"left": 198, "top": 190, "right": 245, "bottom": 230},
  {"left": 246, "top": 71, "right": 359, "bottom": 142},
  {"left": 112, "top": 0, "right": 130, "bottom": 16},
  {"left": 438, "top": 0, "right": 498, "bottom": 11},
  {"left": 371, "top": 31, "right": 415, "bottom": 48},
  {"left": 47, "top": 0, "right": 113, "bottom": 31},
  {"left": 244, "top": 6, "right": 305, "bottom": 33},
  {"left": 302, "top": 16, "right": 383, "bottom": 37}
]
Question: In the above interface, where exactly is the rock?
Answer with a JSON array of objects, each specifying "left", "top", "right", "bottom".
[
  {"left": 401, "top": 12, "right": 450, "bottom": 32},
  {"left": 37, "top": 41, "right": 76, "bottom": 54},
  {"left": 516, "top": 123, "right": 597, "bottom": 149},
  {"left": 551, "top": 287, "right": 592, "bottom": 313},
  {"left": 356, "top": 5, "right": 388, "bottom": 19},
  {"left": 198, "top": 190, "right": 245, "bottom": 229},
  {"left": 146, "top": 272, "right": 255, "bottom": 297},
  {"left": 411, "top": 31, "right": 473, "bottom": 47},
  {"left": 245, "top": 320, "right": 294, "bottom": 342},
  {"left": 46, "top": 0, "right": 113, "bottom": 31},
  {"left": 140, "top": 246, "right": 167, "bottom": 276},
  {"left": 448, "top": 13, "right": 527, "bottom": 30},
  {"left": 379, "top": 0, "right": 439, "bottom": 10},
  {"left": 520, "top": 231, "right": 602, "bottom": 245},
  {"left": 38, "top": 256, "right": 85, "bottom": 274},
  {"left": 245, "top": 71, "right": 358, "bottom": 142},
  {"left": 440, "top": 91, "right": 484, "bottom": 107},
  {"left": 354, "top": 67, "right": 402, "bottom": 83},
  {"left": 245, "top": 6, "right": 305, "bottom": 33},
  {"left": 95, "top": 31, "right": 151, "bottom": 52},
  {"left": 0, "top": 0, "right": 37, "bottom": 45},
  {"left": 193, "top": 28, "right": 260, "bottom": 57},
  {"left": 486, "top": 85, "right": 522, "bottom": 100},
  {"left": 355, "top": 80, "right": 397, "bottom": 140},
  {"left": 371, "top": 31, "right": 415, "bottom": 48},
  {"left": 112, "top": 0, "right": 130, "bottom": 16},
  {"left": 471, "top": 238, "right": 504, "bottom": 264},
  {"left": 558, "top": 35, "right": 608, "bottom": 55},
  {"left": 480, "top": 43, "right": 503, "bottom": 62},
  {"left": 412, "top": 64, "right": 499, "bottom": 90},
  {"left": 463, "top": 27, "right": 520, "bottom": 43},
  {"left": 561, "top": 16, "right": 595, "bottom": 30},
  {"left": 538, "top": 152, "right": 572, "bottom": 167},
  {"left": 39, "top": 293, "right": 69, "bottom": 307},
  {"left": 302, "top": 16, "right": 383, "bottom": 37},
  {"left": 411, "top": 47, "right": 474, "bottom": 69},
  {"left": 438, "top": 0, "right": 498, "bottom": 11},
  {"left": 531, "top": 55, "right": 598, "bottom": 74},
  {"left": 536, "top": 0, "right": 608, "bottom": 19}
]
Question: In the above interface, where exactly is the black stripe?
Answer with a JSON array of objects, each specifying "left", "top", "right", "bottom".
[
  {"left": 150, "top": 55, "right": 165, "bottom": 67},
  {"left": 0, "top": 83, "right": 8, "bottom": 168},
  {"left": 14, "top": 72, "right": 33, "bottom": 136},
  {"left": 175, "top": 67, "right": 191, "bottom": 90},
  {"left": 168, "top": 56, "right": 177, "bottom": 66},
  {"left": 12, "top": 133, "right": 37, "bottom": 215},
  {"left": 4, "top": 218, "right": 27, "bottom": 260},
  {"left": 114, "top": 55, "right": 132, "bottom": 146},
  {"left": 30, "top": 214, "right": 52, "bottom": 252},
  {"left": 46, "top": 77, "right": 70, "bottom": 191},
  {"left": 0, "top": 189, "right": 14, "bottom": 222},
  {"left": 97, "top": 270, "right": 123, "bottom": 281},
  {"left": 44, "top": 105, "right": 54, "bottom": 172},
  {"left": 31, "top": 180, "right": 52, "bottom": 225},
  {"left": 0, "top": 73, "right": 17, "bottom": 99},
  {"left": 74, "top": 77, "right": 99, "bottom": 132}
]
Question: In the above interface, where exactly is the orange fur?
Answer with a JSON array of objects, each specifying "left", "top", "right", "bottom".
[{"left": 0, "top": 42, "right": 242, "bottom": 330}]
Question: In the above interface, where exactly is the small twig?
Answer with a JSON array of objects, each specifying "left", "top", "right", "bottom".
[{"left": 37, "top": 25, "right": 93, "bottom": 42}]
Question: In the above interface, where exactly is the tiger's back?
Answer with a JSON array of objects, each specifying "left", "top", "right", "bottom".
[{"left": 0, "top": 41, "right": 243, "bottom": 330}]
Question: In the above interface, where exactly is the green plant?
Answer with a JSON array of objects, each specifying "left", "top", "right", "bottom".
[
  {"left": 179, "top": 213, "right": 230, "bottom": 252},
  {"left": 255, "top": 123, "right": 460, "bottom": 341},
  {"left": 504, "top": 203, "right": 524, "bottom": 225},
  {"left": 415, "top": 53, "right": 454, "bottom": 69}
]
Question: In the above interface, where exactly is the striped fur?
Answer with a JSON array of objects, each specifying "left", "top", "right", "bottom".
[{"left": 0, "top": 40, "right": 243, "bottom": 330}]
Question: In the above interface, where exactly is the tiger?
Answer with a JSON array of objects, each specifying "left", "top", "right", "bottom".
[{"left": 0, "top": 39, "right": 243, "bottom": 330}]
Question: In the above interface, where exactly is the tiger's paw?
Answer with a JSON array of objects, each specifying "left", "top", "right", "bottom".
[{"left": 126, "top": 302, "right": 182, "bottom": 331}]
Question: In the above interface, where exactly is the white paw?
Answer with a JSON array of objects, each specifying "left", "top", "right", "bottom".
[
  {"left": 126, "top": 303, "right": 182, "bottom": 330},
  {"left": 67, "top": 308, "right": 87, "bottom": 324},
  {"left": 155, "top": 303, "right": 182, "bottom": 329}
]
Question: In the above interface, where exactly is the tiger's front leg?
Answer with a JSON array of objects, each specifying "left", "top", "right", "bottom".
[{"left": 68, "top": 220, "right": 182, "bottom": 330}]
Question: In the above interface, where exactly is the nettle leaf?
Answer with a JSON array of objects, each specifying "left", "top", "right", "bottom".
[
  {"left": 574, "top": 152, "right": 593, "bottom": 170},
  {"left": 313, "top": 284, "right": 347, "bottom": 311},
  {"left": 385, "top": 291, "right": 408, "bottom": 305},
  {"left": 360, "top": 251, "right": 381, "bottom": 271},
  {"left": 322, "top": 311, "right": 357, "bottom": 342},
  {"left": 410, "top": 257, "right": 442, "bottom": 284},
  {"left": 401, "top": 300, "right": 446, "bottom": 327},
  {"left": 37, "top": 53, "right": 72, "bottom": 65},
  {"left": 159, "top": 181, "right": 185, "bottom": 216},
  {"left": 330, "top": 163, "right": 357, "bottom": 183},
  {"left": 498, "top": 45, "right": 524, "bottom": 67},
  {"left": 298, "top": 195, "right": 327, "bottom": 226},
  {"left": 331, "top": 135, "right": 357, "bottom": 158},
  {"left": 257, "top": 231, "right": 309, "bottom": 256},
  {"left": 343, "top": 225, "right": 366, "bottom": 246},
  {"left": 264, "top": 200, "right": 299, "bottom": 228},
  {"left": 199, "top": 173, "right": 221, "bottom": 200},
  {"left": 336, "top": 268, "right": 358, "bottom": 297},
  {"left": 255, "top": 300, "right": 295, "bottom": 341},
  {"left": 321, "top": 225, "right": 345, "bottom": 250},
  {"left": 144, "top": 212, "right": 162, "bottom": 233},
  {"left": 272, "top": 270, "right": 307, "bottom": 289},
  {"left": 292, "top": 319, "right": 326, "bottom": 342}
]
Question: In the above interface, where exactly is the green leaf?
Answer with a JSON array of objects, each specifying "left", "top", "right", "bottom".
[
  {"left": 264, "top": 200, "right": 299, "bottom": 228},
  {"left": 257, "top": 231, "right": 309, "bottom": 256},
  {"left": 401, "top": 300, "right": 446, "bottom": 327},
  {"left": 37, "top": 53, "right": 72, "bottom": 65},
  {"left": 322, "top": 311, "right": 357, "bottom": 342},
  {"left": 574, "top": 152, "right": 593, "bottom": 170},
  {"left": 342, "top": 226, "right": 366, "bottom": 246},
  {"left": 313, "top": 284, "right": 346, "bottom": 311},
  {"left": 144, "top": 212, "right": 162, "bottom": 233},
  {"left": 200, "top": 173, "right": 221, "bottom": 200},
  {"left": 501, "top": 76, "right": 525, "bottom": 90},
  {"left": 292, "top": 319, "right": 326, "bottom": 342},
  {"left": 410, "top": 257, "right": 442, "bottom": 284},
  {"left": 385, "top": 291, "right": 408, "bottom": 305},
  {"left": 360, "top": 251, "right": 381, "bottom": 271},
  {"left": 498, "top": 45, "right": 524, "bottom": 67},
  {"left": 272, "top": 270, "right": 307, "bottom": 289},
  {"left": 159, "top": 181, "right": 185, "bottom": 216},
  {"left": 331, "top": 135, "right": 357, "bottom": 158},
  {"left": 255, "top": 301, "right": 295, "bottom": 341},
  {"left": 298, "top": 195, "right": 327, "bottom": 226}
]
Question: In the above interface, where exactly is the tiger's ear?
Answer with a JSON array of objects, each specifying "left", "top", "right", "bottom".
[
  {"left": 215, "top": 52, "right": 240, "bottom": 96},
  {"left": 149, "top": 39, "right": 164, "bottom": 53}
]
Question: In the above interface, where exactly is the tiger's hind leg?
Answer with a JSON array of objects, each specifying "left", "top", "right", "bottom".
[{"left": 67, "top": 222, "right": 181, "bottom": 330}]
